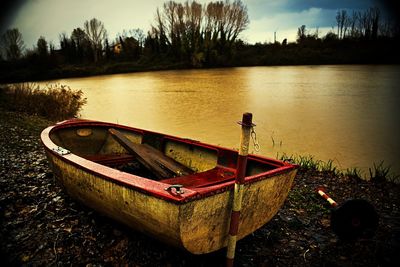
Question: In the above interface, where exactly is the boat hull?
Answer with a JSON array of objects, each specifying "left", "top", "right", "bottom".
[
  {"left": 41, "top": 119, "right": 297, "bottom": 254},
  {"left": 179, "top": 170, "right": 296, "bottom": 253}
]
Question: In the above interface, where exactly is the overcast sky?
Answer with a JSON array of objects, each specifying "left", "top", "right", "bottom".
[{"left": 1, "top": 0, "right": 397, "bottom": 49}]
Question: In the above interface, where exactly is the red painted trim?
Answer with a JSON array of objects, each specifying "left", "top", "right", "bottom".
[
  {"left": 41, "top": 119, "right": 298, "bottom": 204},
  {"left": 228, "top": 210, "right": 240, "bottom": 235}
]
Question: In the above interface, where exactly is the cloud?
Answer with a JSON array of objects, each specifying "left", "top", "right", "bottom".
[
  {"left": 9, "top": 0, "right": 160, "bottom": 47},
  {"left": 7, "top": 0, "right": 214, "bottom": 48},
  {"left": 4, "top": 0, "right": 393, "bottom": 48},
  {"left": 247, "top": 0, "right": 377, "bottom": 20},
  {"left": 244, "top": 7, "right": 337, "bottom": 43}
]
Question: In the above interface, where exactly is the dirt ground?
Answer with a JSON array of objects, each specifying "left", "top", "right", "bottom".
[{"left": 1, "top": 110, "right": 399, "bottom": 266}]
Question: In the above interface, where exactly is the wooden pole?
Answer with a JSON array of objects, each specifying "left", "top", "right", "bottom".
[{"left": 226, "top": 112, "right": 253, "bottom": 267}]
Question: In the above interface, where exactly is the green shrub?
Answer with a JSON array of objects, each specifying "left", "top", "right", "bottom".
[{"left": 0, "top": 83, "right": 86, "bottom": 120}]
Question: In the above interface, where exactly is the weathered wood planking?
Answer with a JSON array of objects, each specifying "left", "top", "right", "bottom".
[{"left": 108, "top": 128, "right": 194, "bottom": 179}]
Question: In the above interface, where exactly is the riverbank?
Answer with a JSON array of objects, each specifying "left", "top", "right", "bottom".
[
  {"left": 0, "top": 60, "right": 190, "bottom": 83},
  {"left": 1, "top": 110, "right": 399, "bottom": 266}
]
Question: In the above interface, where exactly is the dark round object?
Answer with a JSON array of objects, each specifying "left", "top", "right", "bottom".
[{"left": 331, "top": 199, "right": 379, "bottom": 240}]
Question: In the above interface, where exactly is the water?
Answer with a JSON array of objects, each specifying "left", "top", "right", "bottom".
[{"left": 45, "top": 65, "right": 400, "bottom": 174}]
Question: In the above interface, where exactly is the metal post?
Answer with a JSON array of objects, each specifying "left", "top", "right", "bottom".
[{"left": 226, "top": 112, "right": 253, "bottom": 267}]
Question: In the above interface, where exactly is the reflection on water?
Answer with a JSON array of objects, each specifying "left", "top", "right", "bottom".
[{"left": 46, "top": 65, "right": 400, "bottom": 174}]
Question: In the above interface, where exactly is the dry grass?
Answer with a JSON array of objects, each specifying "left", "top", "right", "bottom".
[{"left": 0, "top": 83, "right": 87, "bottom": 120}]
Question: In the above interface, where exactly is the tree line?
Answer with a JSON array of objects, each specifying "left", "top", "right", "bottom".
[
  {"left": 334, "top": 7, "right": 397, "bottom": 40},
  {"left": 0, "top": 0, "right": 249, "bottom": 68},
  {"left": 1, "top": 1, "right": 399, "bottom": 81}
]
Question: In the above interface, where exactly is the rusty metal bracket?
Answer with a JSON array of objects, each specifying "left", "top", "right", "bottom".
[
  {"left": 165, "top": 184, "right": 185, "bottom": 194},
  {"left": 52, "top": 146, "right": 70, "bottom": 156}
]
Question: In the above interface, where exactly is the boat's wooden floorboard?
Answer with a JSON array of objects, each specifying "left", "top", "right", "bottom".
[
  {"left": 109, "top": 128, "right": 194, "bottom": 179},
  {"left": 85, "top": 154, "right": 135, "bottom": 165}
]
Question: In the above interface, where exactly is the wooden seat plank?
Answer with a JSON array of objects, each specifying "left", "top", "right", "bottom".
[{"left": 108, "top": 128, "right": 194, "bottom": 179}]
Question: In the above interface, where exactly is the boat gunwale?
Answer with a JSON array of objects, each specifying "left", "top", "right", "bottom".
[{"left": 40, "top": 119, "right": 298, "bottom": 203}]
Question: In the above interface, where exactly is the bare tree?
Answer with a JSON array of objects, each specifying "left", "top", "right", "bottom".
[
  {"left": 130, "top": 28, "right": 146, "bottom": 48},
  {"left": 297, "top": 25, "right": 307, "bottom": 41},
  {"left": 148, "top": 0, "right": 249, "bottom": 66},
  {"left": 162, "top": 1, "right": 179, "bottom": 47},
  {"left": 370, "top": 7, "right": 380, "bottom": 40},
  {"left": 153, "top": 7, "right": 170, "bottom": 51},
  {"left": 152, "top": 1, "right": 202, "bottom": 57},
  {"left": 84, "top": 18, "right": 107, "bottom": 62},
  {"left": 336, "top": 10, "right": 348, "bottom": 39},
  {"left": 152, "top": 0, "right": 248, "bottom": 50},
  {"left": 349, "top": 11, "right": 359, "bottom": 38},
  {"left": 223, "top": 0, "right": 249, "bottom": 43},
  {"left": 71, "top": 28, "right": 88, "bottom": 47},
  {"left": 180, "top": 0, "right": 203, "bottom": 57},
  {"left": 203, "top": 0, "right": 249, "bottom": 45},
  {"left": 334, "top": 7, "right": 384, "bottom": 40},
  {"left": 1, "top": 28, "right": 24, "bottom": 61},
  {"left": 204, "top": 1, "right": 224, "bottom": 42},
  {"left": 37, "top": 36, "right": 48, "bottom": 57},
  {"left": 72, "top": 27, "right": 92, "bottom": 61}
]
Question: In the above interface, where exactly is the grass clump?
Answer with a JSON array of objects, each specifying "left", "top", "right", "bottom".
[
  {"left": 0, "top": 83, "right": 87, "bottom": 120},
  {"left": 319, "top": 159, "right": 338, "bottom": 174},
  {"left": 279, "top": 153, "right": 398, "bottom": 183},
  {"left": 279, "top": 153, "right": 337, "bottom": 173},
  {"left": 369, "top": 161, "right": 400, "bottom": 184},
  {"left": 344, "top": 167, "right": 363, "bottom": 179}
]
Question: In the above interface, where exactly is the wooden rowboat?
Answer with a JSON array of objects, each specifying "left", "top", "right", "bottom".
[{"left": 40, "top": 119, "right": 297, "bottom": 254}]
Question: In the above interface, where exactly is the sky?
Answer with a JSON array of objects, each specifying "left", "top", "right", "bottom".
[{"left": 1, "top": 0, "right": 398, "bottom": 49}]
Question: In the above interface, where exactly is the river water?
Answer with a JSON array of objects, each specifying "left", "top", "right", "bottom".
[{"left": 47, "top": 65, "right": 400, "bottom": 174}]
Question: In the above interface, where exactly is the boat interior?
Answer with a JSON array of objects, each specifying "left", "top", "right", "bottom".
[{"left": 50, "top": 124, "right": 284, "bottom": 189}]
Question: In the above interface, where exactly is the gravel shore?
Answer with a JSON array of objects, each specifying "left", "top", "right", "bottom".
[{"left": 1, "top": 110, "right": 399, "bottom": 266}]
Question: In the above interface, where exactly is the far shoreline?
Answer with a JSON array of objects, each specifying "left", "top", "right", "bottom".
[{"left": 2, "top": 61, "right": 400, "bottom": 84}]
